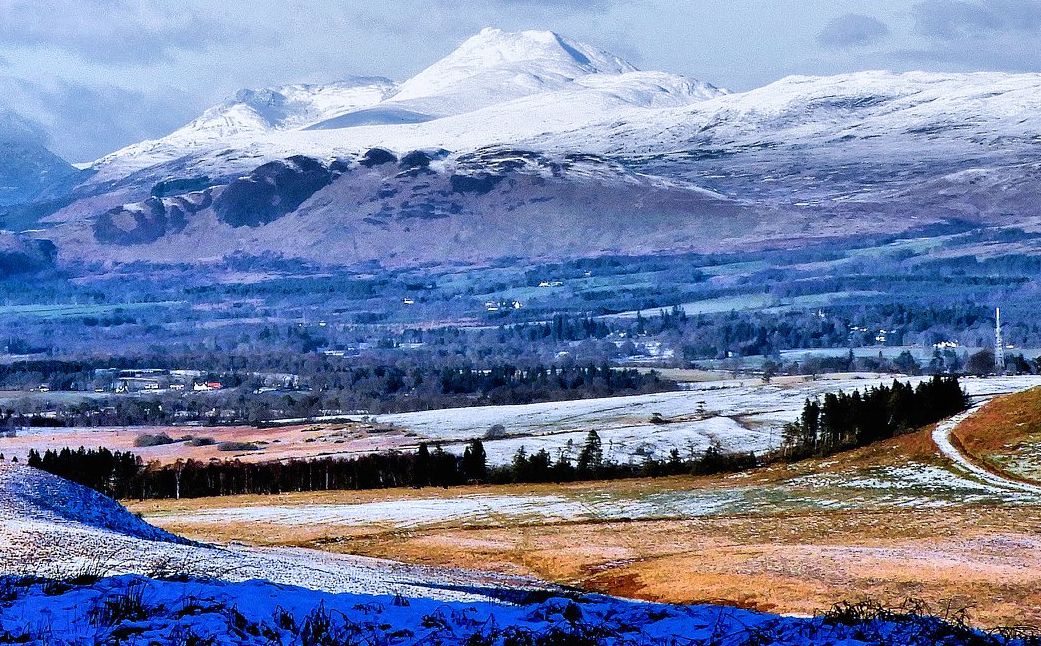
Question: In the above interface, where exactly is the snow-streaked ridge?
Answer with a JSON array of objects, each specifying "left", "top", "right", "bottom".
[
  {"left": 86, "top": 28, "right": 723, "bottom": 182},
  {"left": 92, "top": 78, "right": 397, "bottom": 175}
]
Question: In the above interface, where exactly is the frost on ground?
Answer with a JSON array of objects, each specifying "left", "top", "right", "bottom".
[
  {"left": 371, "top": 374, "right": 1041, "bottom": 465},
  {"left": 5, "top": 464, "right": 1024, "bottom": 645},
  {"left": 156, "top": 459, "right": 1041, "bottom": 533},
  {"left": 7, "top": 374, "right": 1041, "bottom": 468},
  {"left": 3, "top": 574, "right": 1028, "bottom": 646},
  {"left": 0, "top": 462, "right": 545, "bottom": 603}
]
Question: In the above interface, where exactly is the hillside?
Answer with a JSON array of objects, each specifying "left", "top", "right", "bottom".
[
  {"left": 3, "top": 30, "right": 1039, "bottom": 269},
  {"left": 4, "top": 461, "right": 1012, "bottom": 644},
  {"left": 951, "top": 387, "right": 1041, "bottom": 484},
  {"left": 0, "top": 110, "right": 80, "bottom": 211},
  {"left": 0, "top": 461, "right": 544, "bottom": 601}
]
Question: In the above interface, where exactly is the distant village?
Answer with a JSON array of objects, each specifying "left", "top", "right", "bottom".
[{"left": 31, "top": 368, "right": 302, "bottom": 397}]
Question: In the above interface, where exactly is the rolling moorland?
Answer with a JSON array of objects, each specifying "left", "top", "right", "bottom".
[{"left": 4, "top": 25, "right": 1041, "bottom": 644}]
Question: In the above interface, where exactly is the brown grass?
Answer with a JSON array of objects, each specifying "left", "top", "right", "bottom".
[
  {"left": 151, "top": 505, "right": 1041, "bottom": 626},
  {"left": 953, "top": 386, "right": 1041, "bottom": 478},
  {"left": 0, "top": 420, "right": 413, "bottom": 466},
  {"left": 954, "top": 386, "right": 1041, "bottom": 452},
  {"left": 129, "top": 425, "right": 1041, "bottom": 628}
]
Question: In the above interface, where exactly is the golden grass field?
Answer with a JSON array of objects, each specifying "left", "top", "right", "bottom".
[
  {"left": 129, "top": 410, "right": 1041, "bottom": 629},
  {"left": 953, "top": 386, "right": 1041, "bottom": 483}
]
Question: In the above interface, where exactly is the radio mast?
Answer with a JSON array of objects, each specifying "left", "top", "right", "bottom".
[{"left": 995, "top": 307, "right": 1006, "bottom": 374}]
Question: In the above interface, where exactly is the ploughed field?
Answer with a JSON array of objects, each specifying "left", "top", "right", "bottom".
[{"left": 129, "top": 377, "right": 1041, "bottom": 629}]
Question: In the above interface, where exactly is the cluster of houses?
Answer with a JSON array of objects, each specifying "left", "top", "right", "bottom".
[
  {"left": 485, "top": 299, "right": 523, "bottom": 312},
  {"left": 92, "top": 369, "right": 223, "bottom": 394}
]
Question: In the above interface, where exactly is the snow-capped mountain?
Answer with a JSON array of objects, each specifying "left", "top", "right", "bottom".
[
  {"left": 381, "top": 27, "right": 640, "bottom": 115},
  {"left": 560, "top": 70, "right": 1041, "bottom": 156},
  {"left": 84, "top": 28, "right": 723, "bottom": 184},
  {"left": 15, "top": 29, "right": 1041, "bottom": 269},
  {"left": 90, "top": 78, "right": 397, "bottom": 179}
]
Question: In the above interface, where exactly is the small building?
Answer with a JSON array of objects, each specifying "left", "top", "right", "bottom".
[{"left": 115, "top": 377, "right": 163, "bottom": 393}]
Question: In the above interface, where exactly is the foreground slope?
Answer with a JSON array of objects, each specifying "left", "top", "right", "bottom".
[
  {"left": 0, "top": 461, "right": 543, "bottom": 602},
  {"left": 3, "top": 464, "right": 1021, "bottom": 644}
]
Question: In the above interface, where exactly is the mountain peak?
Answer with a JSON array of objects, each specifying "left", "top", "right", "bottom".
[
  {"left": 459, "top": 27, "right": 638, "bottom": 74},
  {"left": 389, "top": 27, "right": 638, "bottom": 111}
]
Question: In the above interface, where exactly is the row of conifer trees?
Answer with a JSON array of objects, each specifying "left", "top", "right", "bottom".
[
  {"left": 780, "top": 376, "right": 967, "bottom": 459},
  {"left": 24, "top": 430, "right": 758, "bottom": 500}
]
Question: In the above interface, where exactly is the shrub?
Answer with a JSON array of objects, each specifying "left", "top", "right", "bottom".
[
  {"left": 484, "top": 424, "right": 507, "bottom": 440},
  {"left": 217, "top": 441, "right": 261, "bottom": 452},
  {"left": 134, "top": 433, "right": 175, "bottom": 448},
  {"left": 89, "top": 582, "right": 149, "bottom": 626}
]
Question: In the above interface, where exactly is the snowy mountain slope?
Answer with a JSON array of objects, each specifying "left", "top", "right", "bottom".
[
  {"left": 81, "top": 29, "right": 722, "bottom": 187},
  {"left": 391, "top": 27, "right": 637, "bottom": 105},
  {"left": 18, "top": 32, "right": 1041, "bottom": 268},
  {"left": 553, "top": 70, "right": 1041, "bottom": 157},
  {"left": 89, "top": 78, "right": 396, "bottom": 181},
  {"left": 366, "top": 27, "right": 720, "bottom": 118}
]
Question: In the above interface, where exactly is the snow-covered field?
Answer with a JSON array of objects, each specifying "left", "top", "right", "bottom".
[
  {"left": 0, "top": 462, "right": 545, "bottom": 603},
  {"left": 372, "top": 374, "right": 1041, "bottom": 465},
  {"left": 7, "top": 374, "right": 1040, "bottom": 469},
  {"left": 159, "top": 455, "right": 1041, "bottom": 533}
]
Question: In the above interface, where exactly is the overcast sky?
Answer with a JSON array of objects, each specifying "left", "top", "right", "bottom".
[{"left": 2, "top": 0, "right": 1041, "bottom": 161}]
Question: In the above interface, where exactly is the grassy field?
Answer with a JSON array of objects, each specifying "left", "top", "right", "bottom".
[
  {"left": 953, "top": 386, "right": 1041, "bottom": 483},
  {"left": 129, "top": 416, "right": 1041, "bottom": 629}
]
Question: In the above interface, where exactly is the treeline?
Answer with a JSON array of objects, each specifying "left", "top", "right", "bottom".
[
  {"left": 781, "top": 376, "right": 967, "bottom": 459},
  {"left": 1, "top": 362, "right": 675, "bottom": 428},
  {"left": 23, "top": 432, "right": 757, "bottom": 500},
  {"left": 25, "top": 446, "right": 142, "bottom": 499}
]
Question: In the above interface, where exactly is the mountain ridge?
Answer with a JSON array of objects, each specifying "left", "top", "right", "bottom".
[{"left": 7, "top": 29, "right": 1041, "bottom": 270}]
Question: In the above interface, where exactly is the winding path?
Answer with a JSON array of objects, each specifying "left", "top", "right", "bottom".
[{"left": 931, "top": 403, "right": 1041, "bottom": 496}]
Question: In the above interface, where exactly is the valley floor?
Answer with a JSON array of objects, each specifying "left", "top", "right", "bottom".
[
  {"left": 5, "top": 378, "right": 1041, "bottom": 642},
  {"left": 7, "top": 373, "right": 1041, "bottom": 468},
  {"left": 132, "top": 393, "right": 1041, "bottom": 629}
]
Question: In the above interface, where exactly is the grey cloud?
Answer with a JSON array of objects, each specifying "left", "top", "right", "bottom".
[
  {"left": 914, "top": 0, "right": 1041, "bottom": 39},
  {"left": 495, "top": 0, "right": 614, "bottom": 8},
  {"left": 0, "top": 109, "right": 49, "bottom": 147},
  {"left": 817, "top": 13, "right": 890, "bottom": 48},
  {"left": 0, "top": 76, "right": 198, "bottom": 161},
  {"left": 0, "top": 0, "right": 276, "bottom": 66}
]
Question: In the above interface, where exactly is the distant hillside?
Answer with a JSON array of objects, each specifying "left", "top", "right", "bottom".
[
  {"left": 0, "top": 110, "right": 80, "bottom": 213},
  {"left": 5, "top": 31, "right": 1041, "bottom": 269}
]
